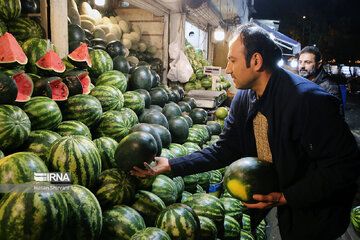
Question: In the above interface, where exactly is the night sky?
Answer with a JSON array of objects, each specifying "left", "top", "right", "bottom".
[{"left": 252, "top": 0, "right": 360, "bottom": 63}]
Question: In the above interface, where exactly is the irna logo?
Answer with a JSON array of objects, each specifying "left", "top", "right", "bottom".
[{"left": 34, "top": 172, "right": 72, "bottom": 183}]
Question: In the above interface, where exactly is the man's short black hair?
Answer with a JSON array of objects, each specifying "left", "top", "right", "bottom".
[
  {"left": 236, "top": 23, "right": 282, "bottom": 69},
  {"left": 300, "top": 46, "right": 322, "bottom": 63}
]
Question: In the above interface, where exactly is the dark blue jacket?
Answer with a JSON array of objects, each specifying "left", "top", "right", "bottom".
[{"left": 170, "top": 68, "right": 360, "bottom": 239}]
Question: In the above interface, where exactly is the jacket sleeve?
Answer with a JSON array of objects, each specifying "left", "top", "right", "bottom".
[
  {"left": 169, "top": 91, "right": 246, "bottom": 177},
  {"left": 283, "top": 90, "right": 360, "bottom": 208}
]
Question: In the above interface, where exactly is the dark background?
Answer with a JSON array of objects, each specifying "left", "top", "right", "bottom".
[{"left": 252, "top": 0, "right": 360, "bottom": 64}]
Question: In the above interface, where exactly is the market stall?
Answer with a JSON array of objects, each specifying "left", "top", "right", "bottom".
[{"left": 0, "top": 0, "right": 283, "bottom": 239}]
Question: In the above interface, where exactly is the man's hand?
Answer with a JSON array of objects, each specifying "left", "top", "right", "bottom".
[
  {"left": 242, "top": 192, "right": 287, "bottom": 209},
  {"left": 130, "top": 157, "right": 171, "bottom": 177}
]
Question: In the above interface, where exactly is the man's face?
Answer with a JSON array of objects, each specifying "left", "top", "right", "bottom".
[
  {"left": 225, "top": 37, "right": 256, "bottom": 89},
  {"left": 298, "top": 52, "right": 319, "bottom": 79}
]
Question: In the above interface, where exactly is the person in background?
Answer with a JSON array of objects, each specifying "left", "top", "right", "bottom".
[
  {"left": 131, "top": 23, "right": 360, "bottom": 240},
  {"left": 298, "top": 46, "right": 344, "bottom": 116}
]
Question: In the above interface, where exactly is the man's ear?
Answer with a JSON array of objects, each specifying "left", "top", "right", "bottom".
[
  {"left": 252, "top": 53, "right": 263, "bottom": 71},
  {"left": 316, "top": 60, "right": 323, "bottom": 69}
]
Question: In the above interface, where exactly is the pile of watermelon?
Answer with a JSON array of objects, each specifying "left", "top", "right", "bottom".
[
  {"left": 0, "top": 1, "right": 268, "bottom": 240},
  {"left": 67, "top": 0, "right": 164, "bottom": 77},
  {"left": 184, "top": 39, "right": 232, "bottom": 92}
]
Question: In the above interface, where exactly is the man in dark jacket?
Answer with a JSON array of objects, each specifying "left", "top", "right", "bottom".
[
  {"left": 131, "top": 23, "right": 360, "bottom": 240},
  {"left": 299, "top": 46, "right": 344, "bottom": 116}
]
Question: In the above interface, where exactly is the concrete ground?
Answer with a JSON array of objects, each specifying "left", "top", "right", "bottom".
[{"left": 265, "top": 92, "right": 360, "bottom": 240}]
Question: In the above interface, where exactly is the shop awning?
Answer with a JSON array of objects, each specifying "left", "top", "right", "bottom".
[{"left": 253, "top": 19, "right": 301, "bottom": 55}]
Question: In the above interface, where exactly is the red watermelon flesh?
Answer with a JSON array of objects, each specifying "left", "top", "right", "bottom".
[
  {"left": 68, "top": 43, "right": 92, "bottom": 68},
  {"left": 36, "top": 50, "right": 66, "bottom": 73},
  {"left": 0, "top": 32, "right": 28, "bottom": 65},
  {"left": 48, "top": 77, "right": 69, "bottom": 101},
  {"left": 76, "top": 71, "right": 91, "bottom": 94},
  {"left": 11, "top": 71, "right": 33, "bottom": 102}
]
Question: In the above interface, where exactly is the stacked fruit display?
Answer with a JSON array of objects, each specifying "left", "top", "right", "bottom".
[
  {"left": 184, "top": 39, "right": 232, "bottom": 92},
  {"left": 0, "top": 2, "right": 268, "bottom": 240},
  {"left": 67, "top": 0, "right": 163, "bottom": 77}
]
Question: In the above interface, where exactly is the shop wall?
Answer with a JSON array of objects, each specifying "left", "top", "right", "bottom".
[{"left": 213, "top": 41, "right": 229, "bottom": 69}]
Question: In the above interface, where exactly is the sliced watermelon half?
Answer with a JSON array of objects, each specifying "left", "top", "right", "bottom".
[
  {"left": 5, "top": 69, "right": 33, "bottom": 102},
  {"left": 36, "top": 50, "right": 66, "bottom": 74},
  {"left": 68, "top": 43, "right": 92, "bottom": 69},
  {"left": 45, "top": 76, "right": 69, "bottom": 101},
  {"left": 63, "top": 69, "right": 91, "bottom": 94},
  {"left": 0, "top": 32, "right": 28, "bottom": 66}
]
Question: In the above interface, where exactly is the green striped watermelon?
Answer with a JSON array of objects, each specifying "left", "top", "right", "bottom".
[
  {"left": 160, "top": 148, "right": 175, "bottom": 159},
  {"left": 187, "top": 127, "right": 205, "bottom": 146},
  {"left": 95, "top": 70, "right": 128, "bottom": 93},
  {"left": 131, "top": 190, "right": 166, "bottom": 227},
  {"left": 155, "top": 203, "right": 200, "bottom": 240},
  {"left": 351, "top": 206, "right": 360, "bottom": 233},
  {"left": 196, "top": 184, "right": 206, "bottom": 193},
  {"left": 93, "top": 137, "right": 118, "bottom": 170},
  {"left": 101, "top": 205, "right": 146, "bottom": 240},
  {"left": 183, "top": 141, "right": 201, "bottom": 154},
  {"left": 55, "top": 120, "right": 92, "bottom": 139},
  {"left": 181, "top": 190, "right": 192, "bottom": 203},
  {"left": 47, "top": 135, "right": 101, "bottom": 188},
  {"left": 119, "top": 107, "right": 139, "bottom": 126},
  {"left": 88, "top": 50, "right": 113, "bottom": 78},
  {"left": 0, "top": 105, "right": 30, "bottom": 152},
  {"left": 130, "top": 227, "right": 171, "bottom": 240},
  {"left": 151, "top": 174, "right": 178, "bottom": 206},
  {"left": 21, "top": 130, "right": 61, "bottom": 161},
  {"left": 23, "top": 96, "right": 62, "bottom": 130},
  {"left": 0, "top": 152, "right": 48, "bottom": 185},
  {"left": 198, "top": 171, "right": 210, "bottom": 190},
  {"left": 90, "top": 85, "right": 124, "bottom": 111},
  {"left": 0, "top": 0, "right": 21, "bottom": 21},
  {"left": 193, "top": 124, "right": 211, "bottom": 141},
  {"left": 134, "top": 175, "right": 156, "bottom": 190},
  {"left": 95, "top": 168, "right": 136, "bottom": 208},
  {"left": 62, "top": 94, "right": 103, "bottom": 128},
  {"left": 8, "top": 17, "right": 43, "bottom": 41},
  {"left": 240, "top": 229, "right": 255, "bottom": 240},
  {"left": 242, "top": 213, "right": 251, "bottom": 231},
  {"left": 256, "top": 226, "right": 266, "bottom": 240},
  {"left": 182, "top": 193, "right": 226, "bottom": 235},
  {"left": 183, "top": 173, "right": 200, "bottom": 193},
  {"left": 0, "top": 189, "right": 68, "bottom": 240},
  {"left": 172, "top": 176, "right": 185, "bottom": 200},
  {"left": 123, "top": 91, "right": 145, "bottom": 115},
  {"left": 22, "top": 38, "right": 57, "bottom": 74},
  {"left": 62, "top": 185, "right": 103, "bottom": 240},
  {"left": 93, "top": 110, "right": 135, "bottom": 142},
  {"left": 219, "top": 197, "right": 244, "bottom": 223},
  {"left": 223, "top": 215, "right": 241, "bottom": 240},
  {"left": 198, "top": 216, "right": 218, "bottom": 240},
  {"left": 0, "top": 19, "right": 6, "bottom": 35},
  {"left": 168, "top": 143, "right": 188, "bottom": 157}
]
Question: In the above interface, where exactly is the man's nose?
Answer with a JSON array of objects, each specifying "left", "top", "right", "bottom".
[{"left": 225, "top": 63, "right": 232, "bottom": 74}]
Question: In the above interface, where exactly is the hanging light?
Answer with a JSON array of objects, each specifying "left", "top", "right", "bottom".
[
  {"left": 290, "top": 59, "right": 298, "bottom": 68},
  {"left": 214, "top": 25, "right": 225, "bottom": 41},
  {"left": 94, "top": 0, "right": 105, "bottom": 6},
  {"left": 277, "top": 59, "right": 284, "bottom": 67}
]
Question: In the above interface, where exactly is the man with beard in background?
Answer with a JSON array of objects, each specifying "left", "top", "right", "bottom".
[{"left": 298, "top": 46, "right": 344, "bottom": 116}]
